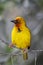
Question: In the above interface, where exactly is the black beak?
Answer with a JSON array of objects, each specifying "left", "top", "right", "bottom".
[
  {"left": 11, "top": 20, "right": 17, "bottom": 24},
  {"left": 11, "top": 20, "right": 19, "bottom": 24}
]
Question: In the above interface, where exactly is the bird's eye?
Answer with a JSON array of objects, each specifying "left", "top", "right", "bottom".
[{"left": 16, "top": 20, "right": 20, "bottom": 23}]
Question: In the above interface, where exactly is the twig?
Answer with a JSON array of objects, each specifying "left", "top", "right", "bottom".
[
  {"left": 0, "top": 38, "right": 9, "bottom": 45},
  {"left": 0, "top": 38, "right": 43, "bottom": 56},
  {"left": 0, "top": 38, "right": 21, "bottom": 49}
]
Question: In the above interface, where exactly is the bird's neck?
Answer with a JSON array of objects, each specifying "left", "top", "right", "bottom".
[{"left": 15, "top": 24, "right": 25, "bottom": 31}]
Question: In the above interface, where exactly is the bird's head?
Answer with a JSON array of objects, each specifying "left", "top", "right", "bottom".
[{"left": 11, "top": 17, "right": 26, "bottom": 27}]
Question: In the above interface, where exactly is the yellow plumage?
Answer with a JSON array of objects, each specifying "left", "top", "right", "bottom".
[
  {"left": 11, "top": 17, "right": 31, "bottom": 60},
  {"left": 11, "top": 25, "right": 31, "bottom": 49}
]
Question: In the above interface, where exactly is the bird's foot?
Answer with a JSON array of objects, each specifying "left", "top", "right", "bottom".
[
  {"left": 23, "top": 48, "right": 28, "bottom": 53},
  {"left": 9, "top": 43, "right": 14, "bottom": 48}
]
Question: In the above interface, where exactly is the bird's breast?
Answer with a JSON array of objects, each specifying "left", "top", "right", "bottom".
[{"left": 11, "top": 27, "right": 31, "bottom": 49}]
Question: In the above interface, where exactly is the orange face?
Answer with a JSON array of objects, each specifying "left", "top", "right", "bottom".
[
  {"left": 15, "top": 17, "right": 21, "bottom": 27},
  {"left": 11, "top": 17, "right": 25, "bottom": 27},
  {"left": 15, "top": 23, "right": 20, "bottom": 27}
]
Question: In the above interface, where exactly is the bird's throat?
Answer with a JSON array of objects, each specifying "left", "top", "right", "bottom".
[{"left": 18, "top": 28, "right": 21, "bottom": 32}]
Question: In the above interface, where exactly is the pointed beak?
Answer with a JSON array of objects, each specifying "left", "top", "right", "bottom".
[{"left": 11, "top": 20, "right": 17, "bottom": 24}]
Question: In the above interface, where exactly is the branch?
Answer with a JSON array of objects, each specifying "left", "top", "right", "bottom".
[
  {"left": 0, "top": 38, "right": 20, "bottom": 49},
  {"left": 0, "top": 38, "right": 9, "bottom": 45}
]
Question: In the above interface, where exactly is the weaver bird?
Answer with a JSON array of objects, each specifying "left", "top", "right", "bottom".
[{"left": 10, "top": 17, "right": 31, "bottom": 60}]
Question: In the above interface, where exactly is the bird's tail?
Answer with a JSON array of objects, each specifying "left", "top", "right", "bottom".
[{"left": 23, "top": 51, "right": 28, "bottom": 60}]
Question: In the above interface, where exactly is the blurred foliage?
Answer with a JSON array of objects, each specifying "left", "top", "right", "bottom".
[
  {"left": 6, "top": 57, "right": 12, "bottom": 65},
  {"left": 0, "top": 3, "right": 4, "bottom": 14},
  {"left": 29, "top": 0, "right": 43, "bottom": 9},
  {"left": 0, "top": 0, "right": 11, "bottom": 14},
  {"left": 13, "top": 0, "right": 23, "bottom": 5},
  {"left": 5, "top": 45, "right": 13, "bottom": 53},
  {"left": 0, "top": 0, "right": 43, "bottom": 15},
  {"left": 37, "top": 0, "right": 43, "bottom": 8}
]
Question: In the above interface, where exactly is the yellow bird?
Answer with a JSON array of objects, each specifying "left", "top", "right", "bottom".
[{"left": 10, "top": 17, "right": 31, "bottom": 60}]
